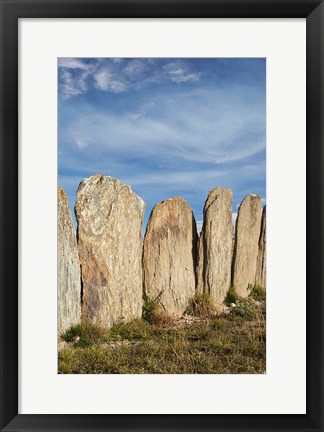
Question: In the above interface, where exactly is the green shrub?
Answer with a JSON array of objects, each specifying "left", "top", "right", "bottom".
[
  {"left": 142, "top": 292, "right": 172, "bottom": 326},
  {"left": 225, "top": 286, "right": 238, "bottom": 305},
  {"left": 229, "top": 300, "right": 258, "bottom": 321},
  {"left": 142, "top": 293, "right": 160, "bottom": 323},
  {"left": 106, "top": 319, "right": 151, "bottom": 341},
  {"left": 250, "top": 285, "right": 266, "bottom": 302},
  {"left": 61, "top": 321, "right": 105, "bottom": 347}
]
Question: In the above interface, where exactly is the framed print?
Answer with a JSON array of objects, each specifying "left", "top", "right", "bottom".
[
  {"left": 0, "top": 0, "right": 323, "bottom": 431},
  {"left": 57, "top": 56, "right": 267, "bottom": 376}
]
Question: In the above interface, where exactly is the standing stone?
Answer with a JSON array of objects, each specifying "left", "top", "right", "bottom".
[
  {"left": 143, "top": 197, "right": 198, "bottom": 315},
  {"left": 255, "top": 206, "right": 266, "bottom": 288},
  {"left": 197, "top": 188, "right": 233, "bottom": 304},
  {"left": 58, "top": 186, "right": 81, "bottom": 334},
  {"left": 75, "top": 175, "right": 145, "bottom": 328},
  {"left": 232, "top": 194, "right": 262, "bottom": 297}
]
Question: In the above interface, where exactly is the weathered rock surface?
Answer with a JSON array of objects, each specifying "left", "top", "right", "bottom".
[
  {"left": 75, "top": 175, "right": 145, "bottom": 327},
  {"left": 232, "top": 194, "right": 262, "bottom": 297},
  {"left": 255, "top": 205, "right": 266, "bottom": 288},
  {"left": 58, "top": 186, "right": 81, "bottom": 334},
  {"left": 142, "top": 197, "right": 198, "bottom": 315},
  {"left": 197, "top": 187, "right": 233, "bottom": 304}
]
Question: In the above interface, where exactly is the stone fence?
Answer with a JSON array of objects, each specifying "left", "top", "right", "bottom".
[{"left": 58, "top": 175, "right": 266, "bottom": 334}]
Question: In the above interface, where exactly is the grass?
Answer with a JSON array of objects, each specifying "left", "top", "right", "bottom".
[
  {"left": 225, "top": 286, "right": 239, "bottom": 305},
  {"left": 61, "top": 321, "right": 106, "bottom": 347},
  {"left": 250, "top": 285, "right": 266, "bottom": 302},
  {"left": 142, "top": 293, "right": 174, "bottom": 326},
  {"left": 229, "top": 299, "right": 260, "bottom": 321},
  {"left": 59, "top": 295, "right": 266, "bottom": 374},
  {"left": 142, "top": 292, "right": 160, "bottom": 324},
  {"left": 185, "top": 293, "right": 218, "bottom": 318}
]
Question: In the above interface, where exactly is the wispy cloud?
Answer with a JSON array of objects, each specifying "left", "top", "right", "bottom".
[
  {"left": 129, "top": 101, "right": 155, "bottom": 120},
  {"left": 58, "top": 58, "right": 89, "bottom": 70},
  {"left": 58, "top": 58, "right": 201, "bottom": 100},
  {"left": 124, "top": 169, "right": 229, "bottom": 188},
  {"left": 59, "top": 69, "right": 84, "bottom": 99},
  {"left": 123, "top": 59, "right": 146, "bottom": 80},
  {"left": 59, "top": 59, "right": 95, "bottom": 99},
  {"left": 163, "top": 61, "right": 201, "bottom": 83},
  {"left": 58, "top": 58, "right": 266, "bottom": 229},
  {"left": 232, "top": 212, "right": 238, "bottom": 227},
  {"left": 94, "top": 69, "right": 127, "bottom": 93},
  {"left": 196, "top": 220, "right": 203, "bottom": 233},
  {"left": 73, "top": 133, "right": 89, "bottom": 149},
  {"left": 61, "top": 85, "right": 264, "bottom": 165}
]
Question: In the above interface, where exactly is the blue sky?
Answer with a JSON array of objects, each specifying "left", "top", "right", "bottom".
[{"left": 58, "top": 58, "right": 266, "bottom": 232}]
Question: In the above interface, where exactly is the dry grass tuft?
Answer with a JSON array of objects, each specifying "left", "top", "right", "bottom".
[{"left": 185, "top": 293, "right": 221, "bottom": 318}]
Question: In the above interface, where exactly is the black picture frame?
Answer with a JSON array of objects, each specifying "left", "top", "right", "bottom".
[{"left": 1, "top": 1, "right": 323, "bottom": 431}]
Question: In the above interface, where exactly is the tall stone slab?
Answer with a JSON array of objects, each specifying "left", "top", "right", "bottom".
[
  {"left": 197, "top": 187, "right": 233, "bottom": 303},
  {"left": 75, "top": 175, "right": 145, "bottom": 328},
  {"left": 255, "top": 205, "right": 266, "bottom": 288},
  {"left": 58, "top": 186, "right": 81, "bottom": 334},
  {"left": 232, "top": 194, "right": 262, "bottom": 297},
  {"left": 143, "top": 197, "right": 198, "bottom": 315}
]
